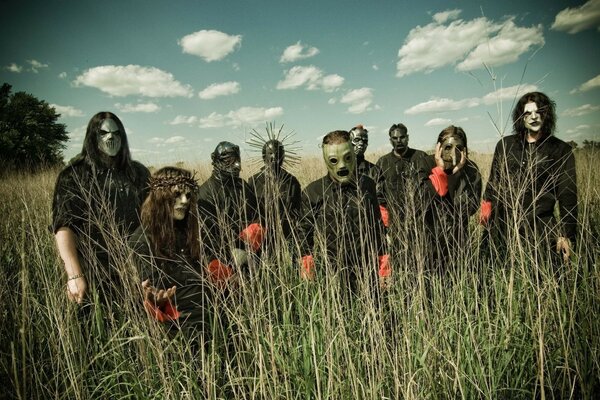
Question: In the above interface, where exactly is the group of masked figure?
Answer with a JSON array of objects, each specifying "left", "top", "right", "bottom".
[{"left": 51, "top": 91, "right": 578, "bottom": 339}]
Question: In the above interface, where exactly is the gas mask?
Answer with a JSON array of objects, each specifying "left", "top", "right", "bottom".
[
  {"left": 212, "top": 141, "right": 242, "bottom": 179},
  {"left": 389, "top": 128, "right": 409, "bottom": 156},
  {"left": 349, "top": 127, "right": 369, "bottom": 157},
  {"left": 322, "top": 142, "right": 356, "bottom": 185},
  {"left": 97, "top": 118, "right": 122, "bottom": 157},
  {"left": 440, "top": 135, "right": 465, "bottom": 171},
  {"left": 262, "top": 140, "right": 285, "bottom": 171}
]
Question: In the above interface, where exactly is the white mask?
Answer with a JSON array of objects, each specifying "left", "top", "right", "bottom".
[
  {"left": 172, "top": 185, "right": 191, "bottom": 221},
  {"left": 523, "top": 102, "right": 543, "bottom": 134},
  {"left": 97, "top": 118, "right": 122, "bottom": 157}
]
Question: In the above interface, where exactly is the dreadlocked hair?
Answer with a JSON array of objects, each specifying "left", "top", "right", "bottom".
[{"left": 141, "top": 166, "right": 201, "bottom": 261}]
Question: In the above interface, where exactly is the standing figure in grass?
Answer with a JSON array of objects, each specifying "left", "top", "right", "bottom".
[
  {"left": 298, "top": 130, "right": 391, "bottom": 293},
  {"left": 480, "top": 92, "right": 578, "bottom": 264},
  {"left": 197, "top": 141, "right": 265, "bottom": 280},
  {"left": 129, "top": 167, "right": 213, "bottom": 338},
  {"left": 52, "top": 111, "right": 150, "bottom": 304},
  {"left": 247, "top": 126, "right": 302, "bottom": 251},
  {"left": 416, "top": 126, "right": 481, "bottom": 271}
]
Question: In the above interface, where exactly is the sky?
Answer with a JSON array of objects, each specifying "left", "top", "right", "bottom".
[{"left": 1, "top": 0, "right": 599, "bottom": 166}]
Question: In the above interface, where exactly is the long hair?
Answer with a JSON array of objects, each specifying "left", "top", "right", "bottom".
[
  {"left": 512, "top": 92, "right": 556, "bottom": 137},
  {"left": 140, "top": 167, "right": 201, "bottom": 261},
  {"left": 437, "top": 125, "right": 468, "bottom": 156},
  {"left": 81, "top": 112, "right": 133, "bottom": 171}
]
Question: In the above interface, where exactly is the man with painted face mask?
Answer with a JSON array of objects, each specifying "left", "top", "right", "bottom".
[
  {"left": 52, "top": 112, "right": 150, "bottom": 304},
  {"left": 416, "top": 126, "right": 481, "bottom": 271},
  {"left": 197, "top": 141, "right": 264, "bottom": 281},
  {"left": 248, "top": 139, "right": 301, "bottom": 246},
  {"left": 480, "top": 92, "right": 578, "bottom": 264},
  {"left": 298, "top": 130, "right": 391, "bottom": 291}
]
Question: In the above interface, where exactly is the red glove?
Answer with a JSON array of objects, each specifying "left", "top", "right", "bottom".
[
  {"left": 379, "top": 205, "right": 390, "bottom": 228},
  {"left": 378, "top": 254, "right": 391, "bottom": 278},
  {"left": 239, "top": 222, "right": 265, "bottom": 251},
  {"left": 429, "top": 166, "right": 448, "bottom": 196},
  {"left": 207, "top": 259, "right": 234, "bottom": 286},
  {"left": 144, "top": 300, "right": 180, "bottom": 323},
  {"left": 301, "top": 255, "right": 315, "bottom": 280},
  {"left": 479, "top": 200, "right": 492, "bottom": 225}
]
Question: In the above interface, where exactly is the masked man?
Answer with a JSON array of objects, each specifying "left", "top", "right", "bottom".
[
  {"left": 248, "top": 139, "right": 301, "bottom": 249},
  {"left": 197, "top": 141, "right": 265, "bottom": 279},
  {"left": 298, "top": 130, "right": 390, "bottom": 293},
  {"left": 417, "top": 126, "right": 481, "bottom": 271},
  {"left": 52, "top": 112, "right": 150, "bottom": 304},
  {"left": 480, "top": 92, "right": 577, "bottom": 264}
]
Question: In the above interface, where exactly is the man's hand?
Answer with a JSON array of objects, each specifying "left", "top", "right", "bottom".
[
  {"left": 434, "top": 142, "right": 466, "bottom": 174},
  {"left": 66, "top": 276, "right": 87, "bottom": 304},
  {"left": 142, "top": 279, "right": 176, "bottom": 308},
  {"left": 556, "top": 237, "right": 572, "bottom": 264},
  {"left": 451, "top": 150, "right": 467, "bottom": 174}
]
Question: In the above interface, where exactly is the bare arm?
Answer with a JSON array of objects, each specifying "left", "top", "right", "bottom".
[{"left": 55, "top": 227, "right": 87, "bottom": 303}]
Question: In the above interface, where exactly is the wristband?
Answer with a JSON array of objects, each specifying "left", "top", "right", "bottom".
[{"left": 68, "top": 273, "right": 84, "bottom": 281}]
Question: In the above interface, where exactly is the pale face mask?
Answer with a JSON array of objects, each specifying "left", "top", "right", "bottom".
[
  {"left": 390, "top": 129, "right": 409, "bottom": 155},
  {"left": 440, "top": 135, "right": 465, "bottom": 170},
  {"left": 523, "top": 101, "right": 543, "bottom": 134},
  {"left": 97, "top": 118, "right": 122, "bottom": 157},
  {"left": 322, "top": 142, "right": 356, "bottom": 184},
  {"left": 172, "top": 185, "right": 191, "bottom": 221},
  {"left": 350, "top": 128, "right": 369, "bottom": 157}
]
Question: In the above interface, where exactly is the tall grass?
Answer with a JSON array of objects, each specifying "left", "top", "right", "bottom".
[{"left": 0, "top": 149, "right": 598, "bottom": 399}]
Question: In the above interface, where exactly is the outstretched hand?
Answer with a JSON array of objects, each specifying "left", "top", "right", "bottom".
[
  {"left": 142, "top": 279, "right": 176, "bottom": 308},
  {"left": 556, "top": 236, "right": 572, "bottom": 264}
]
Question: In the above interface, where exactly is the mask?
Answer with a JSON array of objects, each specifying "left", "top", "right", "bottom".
[
  {"left": 212, "top": 141, "right": 241, "bottom": 178},
  {"left": 262, "top": 140, "right": 285, "bottom": 171},
  {"left": 172, "top": 185, "right": 191, "bottom": 221},
  {"left": 322, "top": 142, "right": 356, "bottom": 184},
  {"left": 440, "top": 135, "right": 465, "bottom": 170},
  {"left": 390, "top": 129, "right": 409, "bottom": 156},
  {"left": 349, "top": 127, "right": 369, "bottom": 157},
  {"left": 523, "top": 101, "right": 543, "bottom": 134},
  {"left": 97, "top": 118, "right": 122, "bottom": 157}
]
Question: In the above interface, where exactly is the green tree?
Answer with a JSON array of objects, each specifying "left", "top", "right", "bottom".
[{"left": 0, "top": 83, "right": 68, "bottom": 171}]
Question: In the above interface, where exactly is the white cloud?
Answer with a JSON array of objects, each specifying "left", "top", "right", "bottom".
[
  {"left": 5, "top": 63, "right": 22, "bottom": 73},
  {"left": 328, "top": 98, "right": 337, "bottom": 105},
  {"left": 50, "top": 104, "right": 84, "bottom": 117},
  {"left": 169, "top": 115, "right": 199, "bottom": 125},
  {"left": 372, "top": 65, "right": 379, "bottom": 71},
  {"left": 481, "top": 84, "right": 538, "bottom": 105},
  {"left": 396, "top": 15, "right": 544, "bottom": 77},
  {"left": 570, "top": 74, "right": 600, "bottom": 93},
  {"left": 58, "top": 72, "right": 67, "bottom": 79},
  {"left": 179, "top": 30, "right": 242, "bottom": 62},
  {"left": 73, "top": 65, "right": 193, "bottom": 97},
  {"left": 27, "top": 59, "right": 48, "bottom": 73},
  {"left": 405, "top": 97, "right": 480, "bottom": 114},
  {"left": 562, "top": 104, "right": 600, "bottom": 117},
  {"left": 164, "top": 136, "right": 185, "bottom": 144},
  {"left": 551, "top": 0, "right": 600, "bottom": 34},
  {"left": 198, "top": 106, "right": 284, "bottom": 129},
  {"left": 198, "top": 81, "right": 240, "bottom": 99},
  {"left": 116, "top": 102, "right": 161, "bottom": 113},
  {"left": 340, "top": 88, "right": 374, "bottom": 114},
  {"left": 424, "top": 118, "right": 452, "bottom": 127},
  {"left": 280, "top": 41, "right": 320, "bottom": 63},
  {"left": 457, "top": 20, "right": 544, "bottom": 71},
  {"left": 276, "top": 65, "right": 344, "bottom": 92},
  {"left": 433, "top": 9, "right": 461, "bottom": 24}
]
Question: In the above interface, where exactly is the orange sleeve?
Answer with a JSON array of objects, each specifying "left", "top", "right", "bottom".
[
  {"left": 144, "top": 300, "right": 180, "bottom": 323},
  {"left": 479, "top": 200, "right": 492, "bottom": 225},
  {"left": 239, "top": 222, "right": 265, "bottom": 251},
  {"left": 379, "top": 205, "right": 390, "bottom": 228},
  {"left": 378, "top": 254, "right": 391, "bottom": 278},
  {"left": 429, "top": 166, "right": 448, "bottom": 196}
]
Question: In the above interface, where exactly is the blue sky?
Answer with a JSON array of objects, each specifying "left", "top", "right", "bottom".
[{"left": 1, "top": 0, "right": 599, "bottom": 165}]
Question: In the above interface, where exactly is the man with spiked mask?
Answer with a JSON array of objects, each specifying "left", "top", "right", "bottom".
[
  {"left": 52, "top": 112, "right": 150, "bottom": 304},
  {"left": 298, "top": 130, "right": 391, "bottom": 292},
  {"left": 416, "top": 126, "right": 481, "bottom": 271},
  {"left": 197, "top": 141, "right": 264, "bottom": 280},
  {"left": 248, "top": 127, "right": 302, "bottom": 247}
]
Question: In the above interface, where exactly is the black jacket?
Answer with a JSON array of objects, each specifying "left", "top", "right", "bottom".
[
  {"left": 298, "top": 174, "right": 386, "bottom": 265},
  {"left": 356, "top": 156, "right": 386, "bottom": 206},
  {"left": 376, "top": 148, "right": 426, "bottom": 212},
  {"left": 483, "top": 134, "right": 577, "bottom": 243}
]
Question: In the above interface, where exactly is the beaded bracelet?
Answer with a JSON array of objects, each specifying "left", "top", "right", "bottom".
[{"left": 68, "top": 273, "right": 85, "bottom": 281}]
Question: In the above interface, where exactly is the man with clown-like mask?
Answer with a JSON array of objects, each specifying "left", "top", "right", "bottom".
[
  {"left": 417, "top": 125, "right": 482, "bottom": 271},
  {"left": 480, "top": 92, "right": 578, "bottom": 264},
  {"left": 52, "top": 112, "right": 150, "bottom": 304},
  {"left": 298, "top": 130, "right": 390, "bottom": 292}
]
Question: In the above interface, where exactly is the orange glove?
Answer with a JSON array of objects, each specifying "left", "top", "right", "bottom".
[
  {"left": 300, "top": 255, "right": 315, "bottom": 280},
  {"left": 239, "top": 222, "right": 265, "bottom": 251},
  {"left": 378, "top": 254, "right": 391, "bottom": 278},
  {"left": 479, "top": 200, "right": 492, "bottom": 225},
  {"left": 144, "top": 300, "right": 180, "bottom": 323},
  {"left": 379, "top": 205, "right": 390, "bottom": 228},
  {"left": 429, "top": 166, "right": 448, "bottom": 196},
  {"left": 207, "top": 259, "right": 234, "bottom": 286}
]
